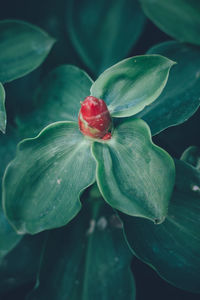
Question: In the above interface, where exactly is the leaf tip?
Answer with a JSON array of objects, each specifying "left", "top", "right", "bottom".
[
  {"left": 0, "top": 118, "right": 6, "bottom": 134},
  {"left": 153, "top": 214, "right": 166, "bottom": 225},
  {"left": 162, "top": 55, "right": 177, "bottom": 68},
  {"left": 169, "top": 59, "right": 177, "bottom": 67},
  {"left": 49, "top": 36, "right": 57, "bottom": 47},
  {"left": 0, "top": 126, "right": 6, "bottom": 134}
]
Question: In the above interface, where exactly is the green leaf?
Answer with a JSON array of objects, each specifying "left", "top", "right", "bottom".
[
  {"left": 0, "top": 65, "right": 93, "bottom": 249},
  {"left": 181, "top": 146, "right": 200, "bottom": 171},
  {"left": 139, "top": 0, "right": 200, "bottom": 46},
  {"left": 23, "top": 0, "right": 84, "bottom": 69},
  {"left": 0, "top": 64, "right": 92, "bottom": 254},
  {"left": 27, "top": 189, "right": 135, "bottom": 300},
  {"left": 0, "top": 233, "right": 46, "bottom": 295},
  {"left": 121, "top": 159, "right": 200, "bottom": 293},
  {"left": 16, "top": 65, "right": 93, "bottom": 138},
  {"left": 0, "top": 83, "right": 6, "bottom": 133},
  {"left": 3, "top": 122, "right": 96, "bottom": 234},
  {"left": 91, "top": 55, "right": 175, "bottom": 118},
  {"left": 0, "top": 128, "right": 22, "bottom": 259},
  {"left": 92, "top": 118, "right": 175, "bottom": 223},
  {"left": 138, "top": 41, "right": 200, "bottom": 135},
  {"left": 0, "top": 20, "right": 55, "bottom": 83},
  {"left": 66, "top": 0, "right": 146, "bottom": 75}
]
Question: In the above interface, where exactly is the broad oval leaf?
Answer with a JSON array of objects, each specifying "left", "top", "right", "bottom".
[
  {"left": 92, "top": 118, "right": 175, "bottom": 223},
  {"left": 0, "top": 65, "right": 93, "bottom": 249},
  {"left": 3, "top": 122, "right": 96, "bottom": 234},
  {"left": 121, "top": 159, "right": 200, "bottom": 293},
  {"left": 66, "top": 0, "right": 146, "bottom": 75},
  {"left": 91, "top": 55, "right": 175, "bottom": 118},
  {"left": 27, "top": 189, "right": 135, "bottom": 300},
  {"left": 0, "top": 20, "right": 55, "bottom": 83},
  {"left": 0, "top": 83, "right": 6, "bottom": 133},
  {"left": 138, "top": 41, "right": 200, "bottom": 135},
  {"left": 140, "top": 0, "right": 200, "bottom": 46},
  {"left": 16, "top": 65, "right": 93, "bottom": 138}
]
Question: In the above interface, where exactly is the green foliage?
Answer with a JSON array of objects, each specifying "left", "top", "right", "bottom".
[
  {"left": 0, "top": 128, "right": 22, "bottom": 259},
  {"left": 0, "top": 19, "right": 55, "bottom": 133},
  {"left": 3, "top": 122, "right": 96, "bottom": 234},
  {"left": 140, "top": 0, "right": 200, "bottom": 46},
  {"left": 0, "top": 210, "right": 21, "bottom": 260},
  {"left": 3, "top": 55, "right": 175, "bottom": 234},
  {"left": 0, "top": 233, "right": 46, "bottom": 295},
  {"left": 91, "top": 55, "right": 175, "bottom": 117},
  {"left": 1, "top": 1, "right": 200, "bottom": 298},
  {"left": 67, "top": 0, "right": 146, "bottom": 74},
  {"left": 92, "top": 118, "right": 175, "bottom": 223},
  {"left": 0, "top": 20, "right": 55, "bottom": 83},
  {"left": 16, "top": 65, "right": 93, "bottom": 138},
  {"left": 121, "top": 153, "right": 200, "bottom": 293},
  {"left": 138, "top": 41, "right": 200, "bottom": 135},
  {"left": 27, "top": 190, "right": 135, "bottom": 300}
]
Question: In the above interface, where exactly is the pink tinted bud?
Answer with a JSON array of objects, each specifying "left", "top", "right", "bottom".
[{"left": 78, "top": 96, "right": 112, "bottom": 139}]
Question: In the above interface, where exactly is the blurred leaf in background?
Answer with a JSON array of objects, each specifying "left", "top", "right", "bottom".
[
  {"left": 138, "top": 41, "right": 200, "bottom": 136},
  {"left": 0, "top": 20, "right": 55, "bottom": 83},
  {"left": 140, "top": 0, "right": 200, "bottom": 46},
  {"left": 67, "top": 0, "right": 146, "bottom": 75},
  {"left": 0, "top": 233, "right": 46, "bottom": 297},
  {"left": 27, "top": 189, "right": 135, "bottom": 300},
  {"left": 121, "top": 149, "right": 200, "bottom": 293}
]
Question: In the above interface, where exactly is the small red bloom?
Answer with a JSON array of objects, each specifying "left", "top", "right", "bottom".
[{"left": 78, "top": 96, "right": 112, "bottom": 139}]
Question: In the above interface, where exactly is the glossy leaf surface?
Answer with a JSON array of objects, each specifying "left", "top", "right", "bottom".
[
  {"left": 92, "top": 118, "right": 175, "bottom": 223},
  {"left": 0, "top": 83, "right": 6, "bottom": 133},
  {"left": 0, "top": 65, "right": 92, "bottom": 254},
  {"left": 0, "top": 20, "right": 55, "bottom": 83},
  {"left": 28, "top": 190, "right": 135, "bottom": 300},
  {"left": 140, "top": 0, "right": 200, "bottom": 46},
  {"left": 3, "top": 122, "right": 96, "bottom": 234},
  {"left": 67, "top": 0, "right": 146, "bottom": 74},
  {"left": 138, "top": 41, "right": 200, "bottom": 135},
  {"left": 121, "top": 159, "right": 200, "bottom": 293},
  {"left": 16, "top": 65, "right": 93, "bottom": 138},
  {"left": 91, "top": 55, "right": 175, "bottom": 117}
]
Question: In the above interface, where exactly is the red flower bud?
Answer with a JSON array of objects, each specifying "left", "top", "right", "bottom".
[{"left": 78, "top": 96, "right": 112, "bottom": 139}]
